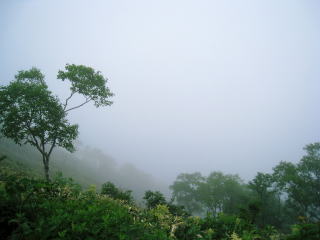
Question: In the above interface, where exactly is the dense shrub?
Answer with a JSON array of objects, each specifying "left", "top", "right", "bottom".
[
  {"left": 0, "top": 168, "right": 298, "bottom": 240},
  {"left": 143, "top": 190, "right": 190, "bottom": 217},
  {"left": 0, "top": 171, "right": 170, "bottom": 239},
  {"left": 285, "top": 222, "right": 320, "bottom": 240},
  {"left": 101, "top": 181, "right": 133, "bottom": 203},
  {"left": 143, "top": 190, "right": 167, "bottom": 209}
]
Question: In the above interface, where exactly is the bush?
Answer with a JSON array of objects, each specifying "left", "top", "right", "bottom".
[
  {"left": 0, "top": 171, "right": 170, "bottom": 239},
  {"left": 286, "top": 222, "right": 320, "bottom": 240},
  {"left": 101, "top": 181, "right": 133, "bottom": 203},
  {"left": 0, "top": 167, "right": 300, "bottom": 240}
]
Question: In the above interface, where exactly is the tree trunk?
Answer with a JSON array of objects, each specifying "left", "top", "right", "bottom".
[
  {"left": 44, "top": 162, "right": 50, "bottom": 181},
  {"left": 42, "top": 154, "right": 50, "bottom": 181}
]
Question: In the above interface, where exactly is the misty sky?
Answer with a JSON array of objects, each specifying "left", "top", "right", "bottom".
[{"left": 1, "top": 0, "right": 320, "bottom": 183}]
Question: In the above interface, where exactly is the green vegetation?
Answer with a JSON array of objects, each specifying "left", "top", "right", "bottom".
[
  {"left": 0, "top": 167, "right": 168, "bottom": 239},
  {"left": 0, "top": 164, "right": 275, "bottom": 240},
  {"left": 0, "top": 66, "right": 319, "bottom": 239},
  {"left": 169, "top": 143, "right": 320, "bottom": 237},
  {"left": 1, "top": 143, "right": 319, "bottom": 239},
  {"left": 0, "top": 64, "right": 113, "bottom": 181},
  {"left": 0, "top": 137, "right": 169, "bottom": 201},
  {"left": 101, "top": 181, "right": 134, "bottom": 204}
]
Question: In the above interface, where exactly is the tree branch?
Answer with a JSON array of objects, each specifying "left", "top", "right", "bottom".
[
  {"left": 65, "top": 98, "right": 92, "bottom": 112},
  {"left": 48, "top": 139, "right": 56, "bottom": 158},
  {"left": 28, "top": 138, "right": 44, "bottom": 155},
  {"left": 41, "top": 141, "right": 45, "bottom": 154},
  {"left": 63, "top": 92, "right": 75, "bottom": 110},
  {"left": 26, "top": 125, "right": 45, "bottom": 155}
]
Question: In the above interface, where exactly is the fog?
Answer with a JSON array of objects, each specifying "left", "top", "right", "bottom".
[{"left": 1, "top": 0, "right": 320, "bottom": 184}]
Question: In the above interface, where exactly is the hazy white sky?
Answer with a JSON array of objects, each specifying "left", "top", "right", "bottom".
[{"left": 1, "top": 0, "right": 320, "bottom": 182}]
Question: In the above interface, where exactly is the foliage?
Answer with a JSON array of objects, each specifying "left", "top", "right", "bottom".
[
  {"left": 238, "top": 201, "right": 261, "bottom": 224},
  {"left": 200, "top": 172, "right": 248, "bottom": 216},
  {"left": 0, "top": 64, "right": 113, "bottom": 181},
  {"left": 273, "top": 143, "right": 320, "bottom": 222},
  {"left": 285, "top": 222, "right": 320, "bottom": 240},
  {"left": 143, "top": 190, "right": 189, "bottom": 217},
  {"left": 2, "top": 140, "right": 320, "bottom": 239},
  {"left": 0, "top": 77, "right": 78, "bottom": 152},
  {"left": 0, "top": 155, "right": 6, "bottom": 162},
  {"left": 0, "top": 137, "right": 169, "bottom": 201},
  {"left": 171, "top": 171, "right": 248, "bottom": 216},
  {"left": 101, "top": 181, "right": 133, "bottom": 203},
  {"left": 173, "top": 213, "right": 279, "bottom": 240},
  {"left": 248, "top": 173, "right": 284, "bottom": 228},
  {"left": 143, "top": 190, "right": 167, "bottom": 209},
  {"left": 57, "top": 64, "right": 113, "bottom": 110},
  {"left": 170, "top": 172, "right": 204, "bottom": 214},
  {"left": 248, "top": 173, "right": 274, "bottom": 203},
  {"left": 1, "top": 160, "right": 313, "bottom": 240},
  {"left": 0, "top": 170, "right": 170, "bottom": 240},
  {"left": 170, "top": 143, "right": 320, "bottom": 232}
]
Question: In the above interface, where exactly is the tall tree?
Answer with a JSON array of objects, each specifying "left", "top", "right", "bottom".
[
  {"left": 170, "top": 172, "right": 204, "bottom": 214},
  {"left": 273, "top": 143, "right": 320, "bottom": 222},
  {"left": 171, "top": 171, "right": 247, "bottom": 216},
  {"left": 0, "top": 64, "right": 113, "bottom": 181},
  {"left": 198, "top": 172, "right": 247, "bottom": 216},
  {"left": 248, "top": 172, "right": 283, "bottom": 227}
]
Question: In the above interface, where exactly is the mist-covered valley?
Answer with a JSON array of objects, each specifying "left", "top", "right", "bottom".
[{"left": 1, "top": 0, "right": 320, "bottom": 239}]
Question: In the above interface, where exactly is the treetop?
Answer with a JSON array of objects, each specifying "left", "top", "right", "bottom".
[{"left": 57, "top": 64, "right": 114, "bottom": 110}]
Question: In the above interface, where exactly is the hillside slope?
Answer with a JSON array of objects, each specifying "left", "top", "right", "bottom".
[{"left": 0, "top": 138, "right": 169, "bottom": 201}]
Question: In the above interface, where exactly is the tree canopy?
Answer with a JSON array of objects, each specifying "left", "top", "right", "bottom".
[
  {"left": 170, "top": 171, "right": 248, "bottom": 216},
  {"left": 0, "top": 64, "right": 113, "bottom": 181},
  {"left": 273, "top": 143, "right": 320, "bottom": 221}
]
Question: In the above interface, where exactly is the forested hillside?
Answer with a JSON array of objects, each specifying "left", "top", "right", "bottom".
[
  {"left": 1, "top": 138, "right": 320, "bottom": 239},
  {"left": 0, "top": 138, "right": 169, "bottom": 201}
]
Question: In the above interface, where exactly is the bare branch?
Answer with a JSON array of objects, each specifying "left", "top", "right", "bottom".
[
  {"left": 65, "top": 98, "right": 92, "bottom": 112},
  {"left": 63, "top": 92, "right": 75, "bottom": 110}
]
